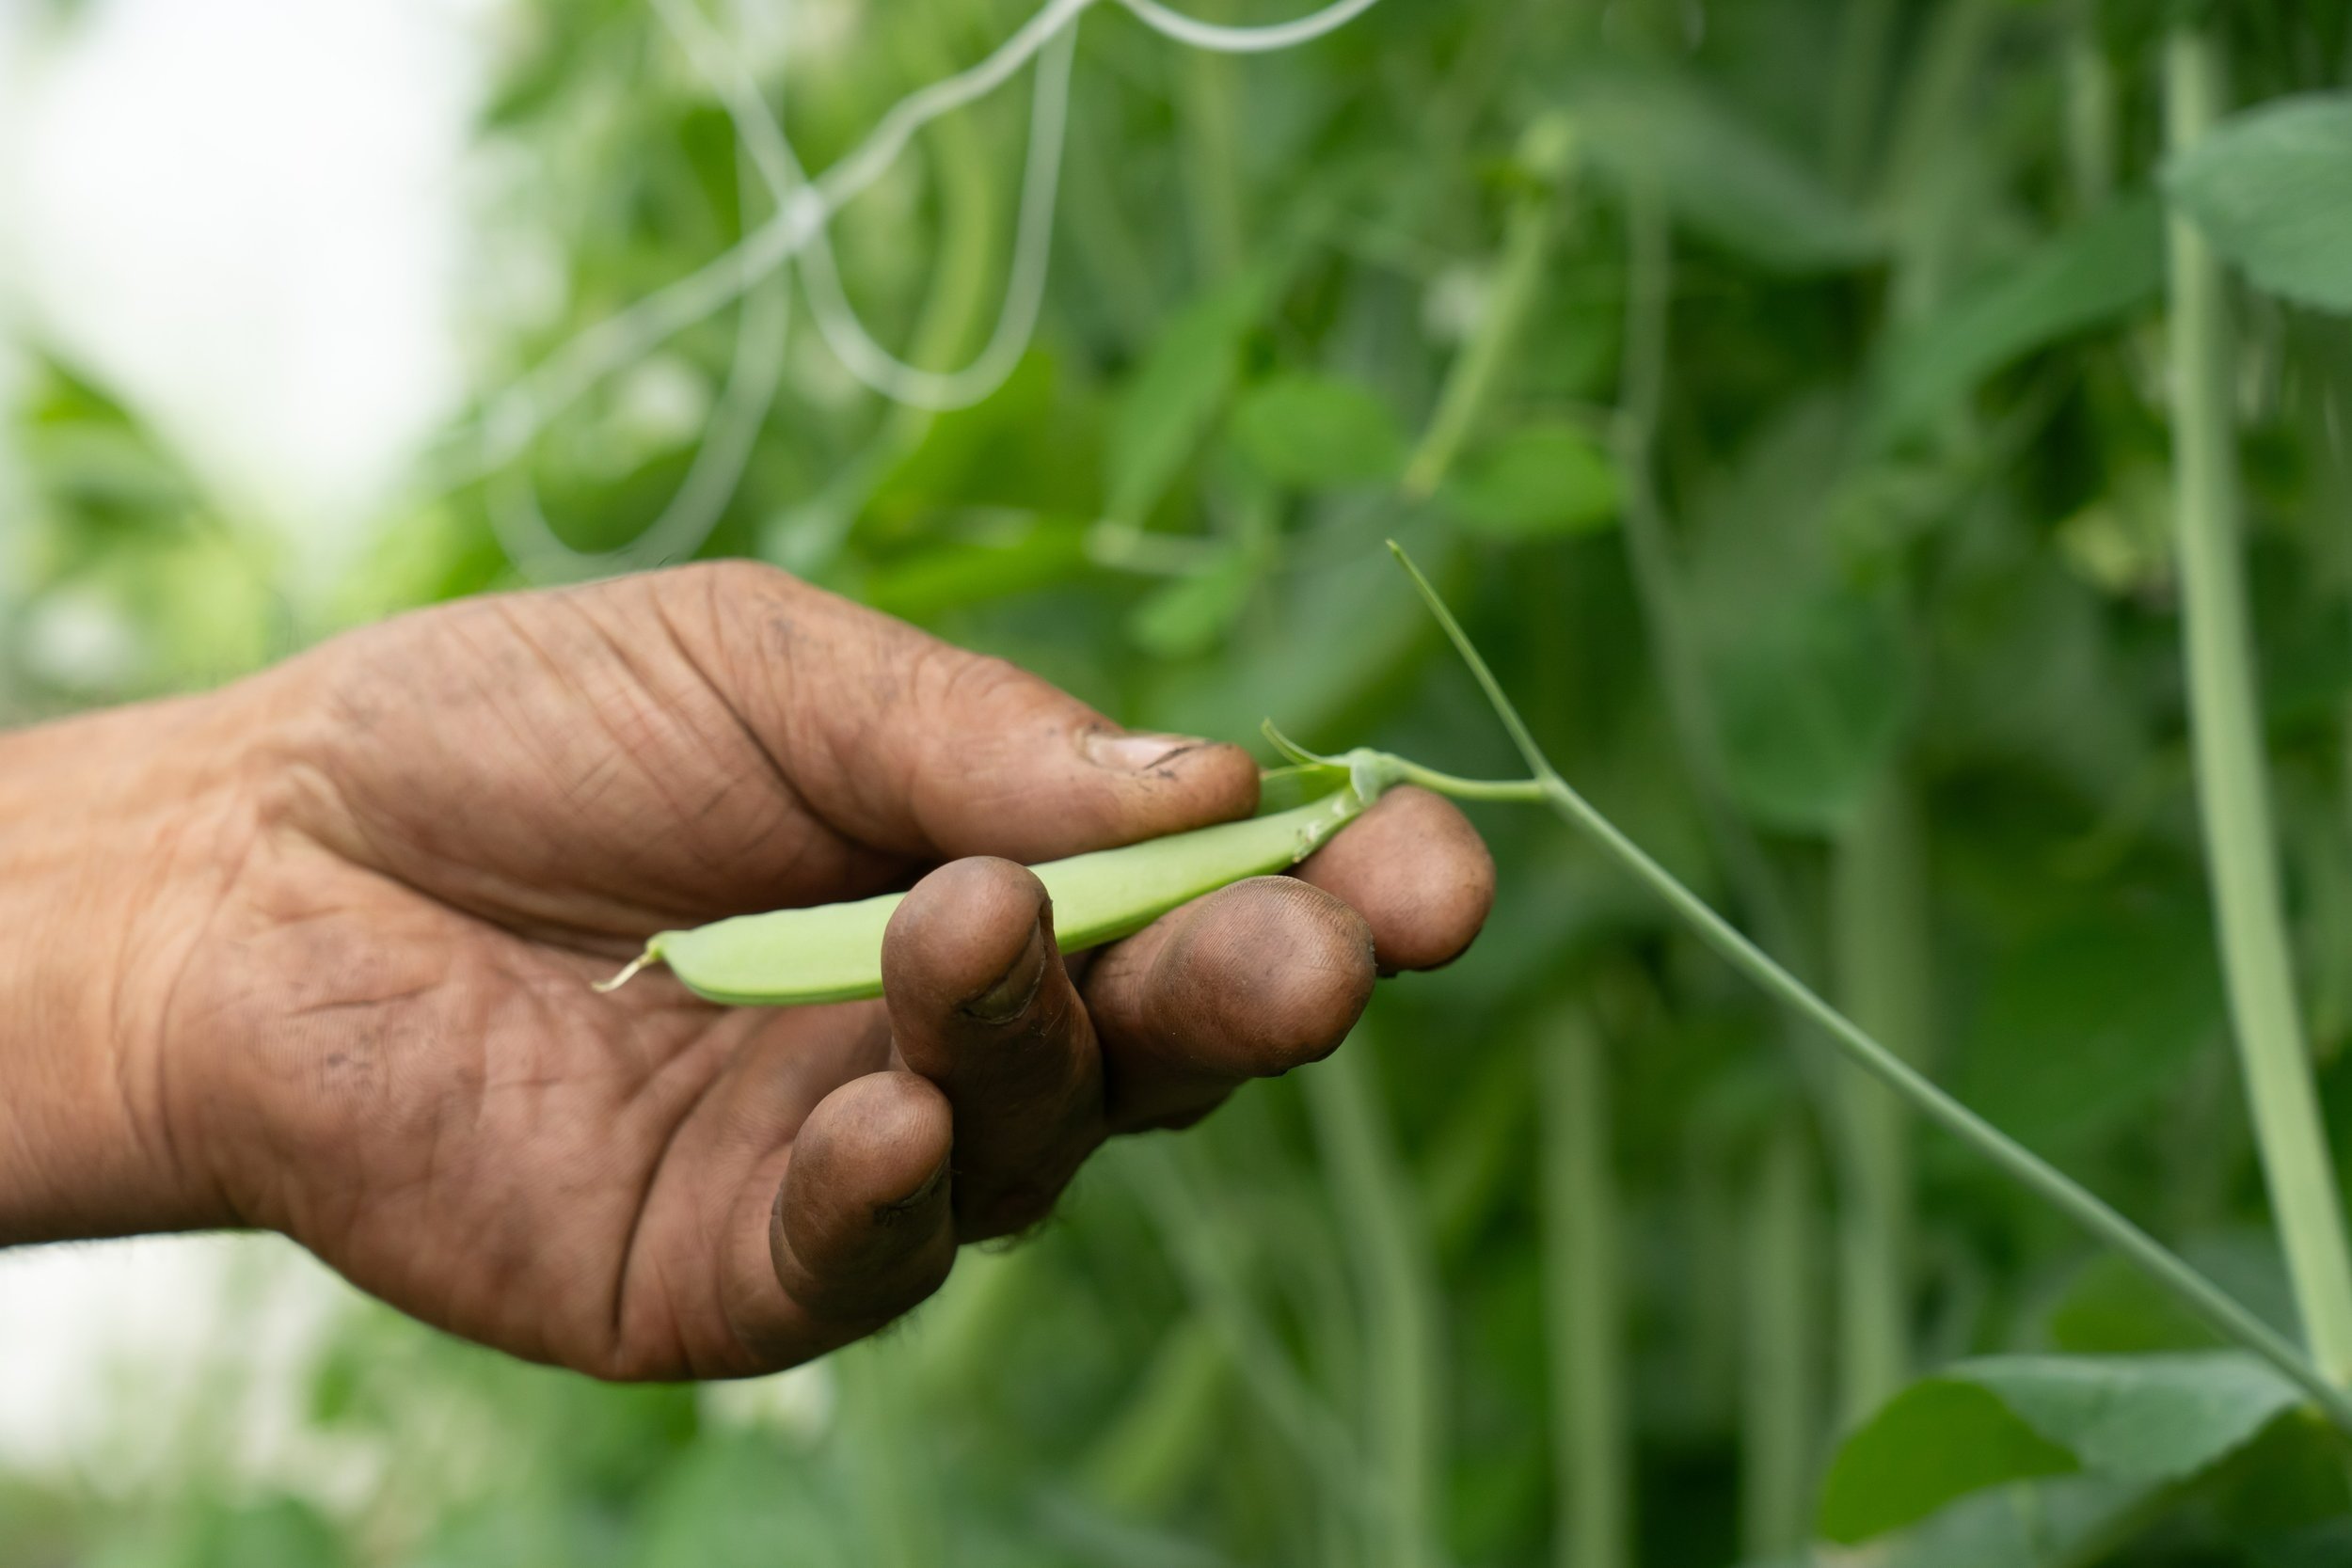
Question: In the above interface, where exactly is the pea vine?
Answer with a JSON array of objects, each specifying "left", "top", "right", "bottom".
[{"left": 1386, "top": 541, "right": 2352, "bottom": 1437}]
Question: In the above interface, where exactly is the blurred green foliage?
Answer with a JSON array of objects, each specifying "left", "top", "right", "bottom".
[{"left": 12, "top": 0, "right": 2352, "bottom": 1563}]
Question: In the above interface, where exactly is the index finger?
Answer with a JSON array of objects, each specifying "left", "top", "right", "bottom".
[{"left": 658, "top": 563, "right": 1263, "bottom": 863}]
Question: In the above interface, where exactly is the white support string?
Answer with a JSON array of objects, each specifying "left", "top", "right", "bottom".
[
  {"left": 660, "top": 0, "right": 1076, "bottom": 413},
  {"left": 789, "top": 24, "right": 1074, "bottom": 410},
  {"left": 484, "top": 0, "right": 796, "bottom": 581},
  {"left": 1115, "top": 0, "right": 1381, "bottom": 53},
  {"left": 473, "top": 0, "right": 1096, "bottom": 481},
  {"left": 487, "top": 234, "right": 791, "bottom": 579},
  {"left": 469, "top": 0, "right": 1386, "bottom": 577}
]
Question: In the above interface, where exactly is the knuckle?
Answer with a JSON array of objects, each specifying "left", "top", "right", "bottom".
[
  {"left": 676, "top": 556, "right": 796, "bottom": 602},
  {"left": 916, "top": 642, "right": 1026, "bottom": 724}
]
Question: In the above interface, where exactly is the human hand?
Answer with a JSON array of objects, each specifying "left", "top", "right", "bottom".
[{"left": 0, "top": 562, "right": 1492, "bottom": 1378}]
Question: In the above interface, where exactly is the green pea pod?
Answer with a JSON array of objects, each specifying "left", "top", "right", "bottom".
[{"left": 608, "top": 784, "right": 1371, "bottom": 1006}]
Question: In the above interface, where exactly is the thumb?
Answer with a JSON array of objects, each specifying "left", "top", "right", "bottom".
[{"left": 663, "top": 562, "right": 1261, "bottom": 863}]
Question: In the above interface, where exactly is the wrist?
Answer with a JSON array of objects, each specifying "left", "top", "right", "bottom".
[{"left": 0, "top": 693, "right": 258, "bottom": 1243}]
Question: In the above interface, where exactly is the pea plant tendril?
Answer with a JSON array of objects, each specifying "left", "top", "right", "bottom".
[{"left": 1381, "top": 543, "right": 2352, "bottom": 1437}]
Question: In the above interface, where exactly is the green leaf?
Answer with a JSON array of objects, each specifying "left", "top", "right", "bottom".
[
  {"left": 1880, "top": 1477, "right": 2160, "bottom": 1568},
  {"left": 1227, "top": 373, "right": 1404, "bottom": 489},
  {"left": 1126, "top": 543, "right": 1263, "bottom": 658},
  {"left": 2255, "top": 1523, "right": 2352, "bottom": 1568},
  {"left": 1566, "top": 65, "right": 1878, "bottom": 274},
  {"left": 175, "top": 1499, "right": 350, "bottom": 1568},
  {"left": 406, "top": 1497, "right": 596, "bottom": 1568},
  {"left": 1867, "top": 197, "right": 2165, "bottom": 450},
  {"left": 2204, "top": 1409, "right": 2352, "bottom": 1535},
  {"left": 1105, "top": 271, "right": 1274, "bottom": 521},
  {"left": 2047, "top": 1252, "right": 2226, "bottom": 1357},
  {"left": 1818, "top": 1378, "right": 2078, "bottom": 1544},
  {"left": 1707, "top": 583, "right": 1908, "bottom": 833},
  {"left": 860, "top": 516, "right": 1092, "bottom": 622},
  {"left": 1958, "top": 902, "right": 2223, "bottom": 1153},
  {"left": 1971, "top": 1354, "right": 2303, "bottom": 1481},
  {"left": 869, "top": 355, "right": 1100, "bottom": 530},
  {"left": 1442, "top": 422, "right": 1620, "bottom": 540},
  {"left": 1820, "top": 1353, "right": 2305, "bottom": 1544},
  {"left": 1684, "top": 398, "right": 1915, "bottom": 835},
  {"left": 2166, "top": 93, "right": 2352, "bottom": 315},
  {"left": 1142, "top": 541, "right": 1426, "bottom": 742},
  {"left": 630, "top": 1435, "right": 850, "bottom": 1568}
]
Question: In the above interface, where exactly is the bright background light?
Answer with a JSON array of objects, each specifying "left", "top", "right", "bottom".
[
  {"left": 1, "top": 0, "right": 488, "bottom": 580},
  {"left": 0, "top": 0, "right": 493, "bottom": 1479}
]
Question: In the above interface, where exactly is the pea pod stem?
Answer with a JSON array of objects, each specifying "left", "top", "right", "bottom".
[{"left": 1385, "top": 540, "right": 2352, "bottom": 1435}]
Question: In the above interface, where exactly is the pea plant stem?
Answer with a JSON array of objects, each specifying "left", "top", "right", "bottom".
[
  {"left": 1611, "top": 183, "right": 1820, "bottom": 985},
  {"left": 887, "top": 8, "right": 1008, "bottom": 396},
  {"left": 1818, "top": 0, "right": 1985, "bottom": 1423},
  {"left": 1825, "top": 0, "right": 1899, "bottom": 194},
  {"left": 1612, "top": 177, "right": 1840, "bottom": 1487},
  {"left": 1081, "top": 1318, "right": 1229, "bottom": 1514},
  {"left": 1402, "top": 117, "right": 1566, "bottom": 498},
  {"left": 1125, "top": 1144, "right": 1372, "bottom": 1514},
  {"left": 2063, "top": 9, "right": 2117, "bottom": 214},
  {"left": 2166, "top": 25, "right": 2352, "bottom": 1388},
  {"left": 1386, "top": 541, "right": 2352, "bottom": 1433},
  {"left": 1177, "top": 0, "right": 1248, "bottom": 279},
  {"left": 1061, "top": 98, "right": 1162, "bottom": 348},
  {"left": 1539, "top": 1006, "right": 1631, "bottom": 1568},
  {"left": 1878, "top": 0, "right": 1997, "bottom": 316},
  {"left": 1679, "top": 1140, "right": 1744, "bottom": 1429},
  {"left": 839, "top": 1346, "right": 946, "bottom": 1568},
  {"left": 1740, "top": 1124, "right": 1820, "bottom": 1561},
  {"left": 1828, "top": 780, "right": 1932, "bottom": 1422},
  {"left": 1305, "top": 1037, "right": 1446, "bottom": 1568}
]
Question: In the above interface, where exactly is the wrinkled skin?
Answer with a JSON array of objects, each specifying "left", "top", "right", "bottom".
[{"left": 0, "top": 562, "right": 1494, "bottom": 1380}]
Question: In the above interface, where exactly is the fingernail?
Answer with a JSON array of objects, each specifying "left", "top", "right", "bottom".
[
  {"left": 1083, "top": 729, "right": 1204, "bottom": 773},
  {"left": 966, "top": 917, "right": 1047, "bottom": 1022}
]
